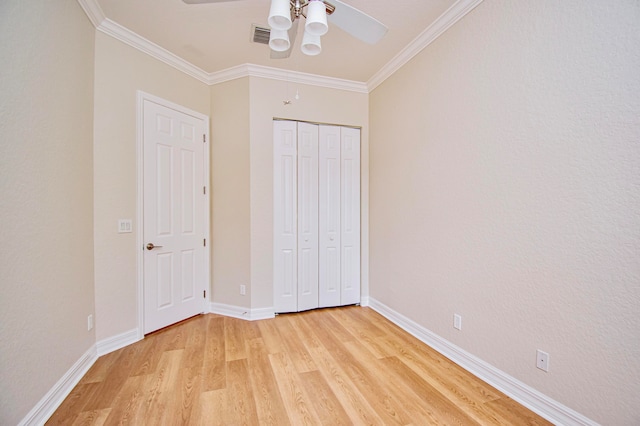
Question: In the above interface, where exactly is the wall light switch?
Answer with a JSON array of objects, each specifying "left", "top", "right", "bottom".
[{"left": 118, "top": 219, "right": 133, "bottom": 233}]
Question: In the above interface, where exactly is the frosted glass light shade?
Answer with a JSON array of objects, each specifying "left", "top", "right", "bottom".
[
  {"left": 268, "top": 0, "right": 292, "bottom": 31},
  {"left": 269, "top": 28, "right": 290, "bottom": 52},
  {"left": 305, "top": 0, "right": 328, "bottom": 36},
  {"left": 301, "top": 29, "right": 321, "bottom": 56}
]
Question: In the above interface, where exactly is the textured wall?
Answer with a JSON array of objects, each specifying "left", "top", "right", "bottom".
[
  {"left": 210, "top": 78, "right": 251, "bottom": 308},
  {"left": 369, "top": 0, "right": 640, "bottom": 424},
  {"left": 93, "top": 33, "right": 210, "bottom": 341},
  {"left": 0, "top": 1, "right": 96, "bottom": 423}
]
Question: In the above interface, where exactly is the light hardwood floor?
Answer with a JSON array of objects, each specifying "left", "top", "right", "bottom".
[{"left": 47, "top": 306, "right": 552, "bottom": 425}]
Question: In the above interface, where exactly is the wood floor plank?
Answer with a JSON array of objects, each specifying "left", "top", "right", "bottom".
[
  {"left": 100, "top": 374, "right": 153, "bottom": 425},
  {"left": 299, "top": 370, "right": 351, "bottom": 425},
  {"left": 273, "top": 314, "right": 318, "bottom": 373},
  {"left": 226, "top": 358, "right": 261, "bottom": 424},
  {"left": 380, "top": 355, "right": 483, "bottom": 425},
  {"left": 247, "top": 338, "right": 291, "bottom": 425},
  {"left": 49, "top": 306, "right": 552, "bottom": 425},
  {"left": 79, "top": 342, "right": 147, "bottom": 412},
  {"left": 202, "top": 315, "right": 226, "bottom": 391},
  {"left": 306, "top": 344, "right": 385, "bottom": 425},
  {"left": 302, "top": 311, "right": 409, "bottom": 425},
  {"left": 70, "top": 408, "right": 111, "bottom": 426},
  {"left": 140, "top": 349, "right": 185, "bottom": 424},
  {"left": 483, "top": 396, "right": 554, "bottom": 426},
  {"left": 224, "top": 317, "right": 248, "bottom": 361},
  {"left": 195, "top": 389, "right": 228, "bottom": 425},
  {"left": 268, "top": 351, "right": 322, "bottom": 425},
  {"left": 45, "top": 382, "right": 101, "bottom": 425}
]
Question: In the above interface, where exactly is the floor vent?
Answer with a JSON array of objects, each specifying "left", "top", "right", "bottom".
[{"left": 252, "top": 24, "right": 271, "bottom": 45}]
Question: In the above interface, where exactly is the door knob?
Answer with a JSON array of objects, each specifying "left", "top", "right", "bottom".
[
  {"left": 329, "top": 236, "right": 334, "bottom": 241},
  {"left": 146, "top": 243, "right": 163, "bottom": 250}
]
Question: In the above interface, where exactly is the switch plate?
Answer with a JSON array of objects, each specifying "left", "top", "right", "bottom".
[
  {"left": 240, "top": 285, "right": 246, "bottom": 295},
  {"left": 87, "top": 314, "right": 93, "bottom": 331},
  {"left": 118, "top": 219, "right": 133, "bottom": 233},
  {"left": 536, "top": 349, "right": 550, "bottom": 372},
  {"left": 453, "top": 314, "right": 462, "bottom": 330}
]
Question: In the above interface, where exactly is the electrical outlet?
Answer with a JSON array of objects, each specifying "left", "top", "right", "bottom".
[
  {"left": 240, "top": 285, "right": 246, "bottom": 295},
  {"left": 536, "top": 349, "right": 550, "bottom": 372},
  {"left": 87, "top": 314, "right": 94, "bottom": 331},
  {"left": 453, "top": 314, "right": 462, "bottom": 330}
]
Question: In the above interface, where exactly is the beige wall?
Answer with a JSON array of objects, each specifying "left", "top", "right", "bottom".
[
  {"left": 93, "top": 33, "right": 211, "bottom": 340},
  {"left": 247, "top": 77, "right": 369, "bottom": 310},
  {"left": 210, "top": 78, "right": 251, "bottom": 308},
  {"left": 369, "top": 0, "right": 640, "bottom": 424},
  {"left": 0, "top": 1, "right": 96, "bottom": 424}
]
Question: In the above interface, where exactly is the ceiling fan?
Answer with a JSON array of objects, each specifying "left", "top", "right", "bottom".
[{"left": 182, "top": 0, "right": 388, "bottom": 58}]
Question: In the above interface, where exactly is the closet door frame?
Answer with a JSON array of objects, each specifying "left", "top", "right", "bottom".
[{"left": 273, "top": 119, "right": 361, "bottom": 313}]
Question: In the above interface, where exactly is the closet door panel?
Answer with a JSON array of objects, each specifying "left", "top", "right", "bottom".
[
  {"left": 273, "top": 120, "right": 298, "bottom": 313},
  {"left": 341, "top": 127, "right": 361, "bottom": 305},
  {"left": 297, "top": 122, "right": 319, "bottom": 311},
  {"left": 319, "top": 125, "right": 342, "bottom": 308}
]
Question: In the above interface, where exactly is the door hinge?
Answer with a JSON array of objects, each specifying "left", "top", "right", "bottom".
[
  {"left": 203, "top": 290, "right": 206, "bottom": 298},
  {"left": 203, "top": 186, "right": 206, "bottom": 195},
  {"left": 203, "top": 238, "right": 206, "bottom": 247},
  {"left": 203, "top": 134, "right": 206, "bottom": 143}
]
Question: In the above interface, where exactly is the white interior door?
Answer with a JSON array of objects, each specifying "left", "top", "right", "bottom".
[
  {"left": 340, "top": 127, "right": 361, "bottom": 305},
  {"left": 273, "top": 120, "right": 298, "bottom": 313},
  {"left": 143, "top": 99, "right": 207, "bottom": 334},
  {"left": 297, "top": 122, "right": 319, "bottom": 311},
  {"left": 319, "top": 125, "right": 342, "bottom": 308}
]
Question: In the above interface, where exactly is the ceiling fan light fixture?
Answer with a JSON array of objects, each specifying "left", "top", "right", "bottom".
[
  {"left": 269, "top": 28, "right": 291, "bottom": 52},
  {"left": 301, "top": 29, "right": 321, "bottom": 56},
  {"left": 268, "top": 0, "right": 292, "bottom": 31},
  {"left": 305, "top": 0, "right": 328, "bottom": 36}
]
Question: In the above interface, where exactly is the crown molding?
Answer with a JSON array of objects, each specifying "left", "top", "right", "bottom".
[
  {"left": 208, "top": 64, "right": 369, "bottom": 93},
  {"left": 77, "top": 0, "right": 480, "bottom": 93},
  {"left": 367, "top": 0, "right": 484, "bottom": 92},
  {"left": 97, "top": 18, "right": 211, "bottom": 84},
  {"left": 76, "top": 0, "right": 106, "bottom": 28}
]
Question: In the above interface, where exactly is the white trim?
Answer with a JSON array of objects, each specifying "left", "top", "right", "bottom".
[
  {"left": 136, "top": 91, "right": 212, "bottom": 338},
  {"left": 210, "top": 303, "right": 276, "bottom": 321},
  {"left": 96, "top": 328, "right": 141, "bottom": 356},
  {"left": 78, "top": 0, "right": 480, "bottom": 93},
  {"left": 367, "top": 0, "right": 484, "bottom": 91},
  {"left": 367, "top": 298, "right": 599, "bottom": 426},
  {"left": 97, "top": 19, "right": 210, "bottom": 84},
  {"left": 207, "top": 64, "right": 368, "bottom": 93},
  {"left": 18, "top": 346, "right": 97, "bottom": 426},
  {"left": 75, "top": 0, "right": 106, "bottom": 28}
]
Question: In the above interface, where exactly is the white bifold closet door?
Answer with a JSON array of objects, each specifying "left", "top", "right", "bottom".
[{"left": 274, "top": 120, "right": 360, "bottom": 313}]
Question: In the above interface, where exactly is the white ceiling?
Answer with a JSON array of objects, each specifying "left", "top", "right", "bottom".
[{"left": 94, "top": 0, "right": 459, "bottom": 83}]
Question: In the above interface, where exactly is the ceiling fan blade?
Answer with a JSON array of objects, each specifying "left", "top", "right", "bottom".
[
  {"left": 326, "top": 0, "right": 388, "bottom": 45},
  {"left": 182, "top": 0, "right": 244, "bottom": 4},
  {"left": 270, "top": 20, "right": 299, "bottom": 59}
]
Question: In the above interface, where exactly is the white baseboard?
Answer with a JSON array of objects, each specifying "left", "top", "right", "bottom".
[
  {"left": 367, "top": 298, "right": 598, "bottom": 426},
  {"left": 96, "top": 328, "right": 141, "bottom": 356},
  {"left": 210, "top": 302, "right": 275, "bottom": 321},
  {"left": 18, "top": 345, "right": 97, "bottom": 426}
]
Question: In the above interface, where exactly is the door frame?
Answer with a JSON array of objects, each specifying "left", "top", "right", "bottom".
[{"left": 136, "top": 91, "right": 211, "bottom": 339}]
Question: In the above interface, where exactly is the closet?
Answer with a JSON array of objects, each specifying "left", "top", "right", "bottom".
[{"left": 273, "top": 120, "right": 360, "bottom": 313}]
